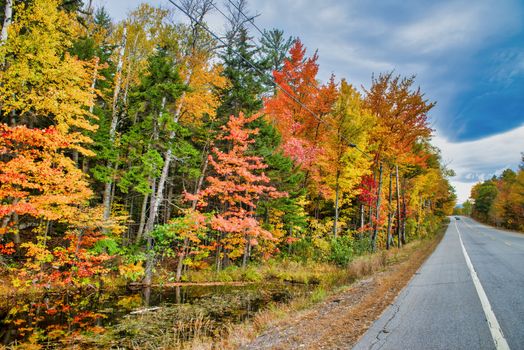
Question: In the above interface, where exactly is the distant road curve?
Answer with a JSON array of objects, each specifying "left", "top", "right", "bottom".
[{"left": 353, "top": 216, "right": 524, "bottom": 350}]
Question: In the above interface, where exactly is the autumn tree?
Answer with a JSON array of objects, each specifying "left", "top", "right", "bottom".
[
  {"left": 264, "top": 39, "right": 337, "bottom": 215},
  {"left": 470, "top": 164, "right": 524, "bottom": 231},
  {"left": 364, "top": 72, "right": 434, "bottom": 248},
  {"left": 0, "top": 0, "right": 96, "bottom": 138},
  {"left": 0, "top": 125, "right": 93, "bottom": 258},
  {"left": 0, "top": 0, "right": 98, "bottom": 250},
  {"left": 191, "top": 113, "right": 285, "bottom": 269},
  {"left": 139, "top": 3, "right": 227, "bottom": 285},
  {"left": 319, "top": 80, "right": 374, "bottom": 237}
]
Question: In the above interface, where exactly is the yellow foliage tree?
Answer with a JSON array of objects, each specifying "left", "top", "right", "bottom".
[
  {"left": 0, "top": 0, "right": 96, "bottom": 151},
  {"left": 319, "top": 80, "right": 374, "bottom": 236}
]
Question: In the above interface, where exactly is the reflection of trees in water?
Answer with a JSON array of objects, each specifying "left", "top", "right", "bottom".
[
  {"left": 0, "top": 283, "right": 308, "bottom": 347},
  {"left": 1, "top": 291, "right": 107, "bottom": 347}
]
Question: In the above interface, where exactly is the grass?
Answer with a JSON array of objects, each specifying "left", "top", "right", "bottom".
[
  {"left": 1, "top": 220, "right": 450, "bottom": 350},
  {"left": 181, "top": 260, "right": 348, "bottom": 288},
  {"left": 202, "top": 224, "right": 448, "bottom": 349}
]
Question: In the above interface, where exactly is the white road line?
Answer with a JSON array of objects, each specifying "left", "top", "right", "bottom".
[{"left": 455, "top": 221, "right": 510, "bottom": 350}]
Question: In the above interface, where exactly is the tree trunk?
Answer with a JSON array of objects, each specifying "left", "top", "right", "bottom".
[
  {"left": 145, "top": 148, "right": 170, "bottom": 234},
  {"left": 165, "top": 184, "right": 174, "bottom": 224},
  {"left": 175, "top": 151, "right": 209, "bottom": 282},
  {"left": 122, "top": 34, "right": 139, "bottom": 107},
  {"left": 136, "top": 193, "right": 149, "bottom": 243},
  {"left": 109, "top": 26, "right": 127, "bottom": 138},
  {"left": 416, "top": 195, "right": 422, "bottom": 235},
  {"left": 141, "top": 95, "right": 172, "bottom": 285},
  {"left": 143, "top": 234, "right": 155, "bottom": 286},
  {"left": 395, "top": 164, "right": 402, "bottom": 248},
  {"left": 11, "top": 211, "right": 19, "bottom": 245},
  {"left": 360, "top": 203, "right": 364, "bottom": 233},
  {"left": 142, "top": 180, "right": 156, "bottom": 285},
  {"left": 371, "top": 162, "right": 383, "bottom": 251},
  {"left": 102, "top": 179, "right": 113, "bottom": 222},
  {"left": 401, "top": 177, "right": 407, "bottom": 245},
  {"left": 215, "top": 236, "right": 222, "bottom": 272},
  {"left": 333, "top": 170, "right": 341, "bottom": 238},
  {"left": 0, "top": 0, "right": 13, "bottom": 45},
  {"left": 103, "top": 26, "right": 127, "bottom": 222},
  {"left": 242, "top": 235, "right": 250, "bottom": 269},
  {"left": 386, "top": 169, "right": 393, "bottom": 250},
  {"left": 89, "top": 57, "right": 99, "bottom": 114},
  {"left": 145, "top": 91, "right": 186, "bottom": 235},
  {"left": 368, "top": 170, "right": 376, "bottom": 233}
]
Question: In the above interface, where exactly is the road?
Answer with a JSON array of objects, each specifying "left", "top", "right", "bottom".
[{"left": 353, "top": 216, "right": 524, "bottom": 350}]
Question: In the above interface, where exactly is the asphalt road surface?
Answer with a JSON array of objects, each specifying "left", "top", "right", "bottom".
[{"left": 353, "top": 216, "right": 524, "bottom": 350}]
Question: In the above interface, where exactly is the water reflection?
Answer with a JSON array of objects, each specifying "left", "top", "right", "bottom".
[{"left": 0, "top": 283, "right": 310, "bottom": 348}]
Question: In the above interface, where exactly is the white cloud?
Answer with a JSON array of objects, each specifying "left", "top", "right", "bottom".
[
  {"left": 433, "top": 125, "right": 524, "bottom": 203},
  {"left": 394, "top": 0, "right": 520, "bottom": 55}
]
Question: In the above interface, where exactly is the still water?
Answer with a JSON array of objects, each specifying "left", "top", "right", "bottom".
[{"left": 0, "top": 283, "right": 311, "bottom": 348}]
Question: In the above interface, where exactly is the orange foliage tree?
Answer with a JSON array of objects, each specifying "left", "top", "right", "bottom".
[
  {"left": 363, "top": 72, "right": 435, "bottom": 248},
  {"left": 189, "top": 113, "right": 286, "bottom": 268},
  {"left": 264, "top": 39, "right": 337, "bottom": 173},
  {"left": 0, "top": 124, "right": 110, "bottom": 287}
]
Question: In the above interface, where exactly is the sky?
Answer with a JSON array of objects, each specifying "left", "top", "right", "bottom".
[{"left": 94, "top": 0, "right": 524, "bottom": 203}]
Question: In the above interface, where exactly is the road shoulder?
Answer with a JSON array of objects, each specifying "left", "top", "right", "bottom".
[{"left": 239, "top": 232, "right": 445, "bottom": 350}]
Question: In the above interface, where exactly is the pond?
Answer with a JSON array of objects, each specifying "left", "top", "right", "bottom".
[{"left": 0, "top": 282, "right": 313, "bottom": 349}]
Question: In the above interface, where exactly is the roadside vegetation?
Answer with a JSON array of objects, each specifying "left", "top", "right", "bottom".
[
  {"left": 455, "top": 155, "right": 524, "bottom": 232},
  {"left": 0, "top": 0, "right": 455, "bottom": 348}
]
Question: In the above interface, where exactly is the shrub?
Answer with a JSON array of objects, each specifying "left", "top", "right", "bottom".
[{"left": 329, "top": 236, "right": 354, "bottom": 266}]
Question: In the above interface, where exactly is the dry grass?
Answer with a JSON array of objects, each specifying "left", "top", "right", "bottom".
[{"left": 202, "top": 233, "right": 445, "bottom": 350}]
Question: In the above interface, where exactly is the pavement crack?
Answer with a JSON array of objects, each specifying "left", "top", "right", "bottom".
[{"left": 367, "top": 289, "right": 409, "bottom": 350}]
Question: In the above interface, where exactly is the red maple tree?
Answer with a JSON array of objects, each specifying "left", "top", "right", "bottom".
[
  {"left": 264, "top": 39, "right": 338, "bottom": 171},
  {"left": 188, "top": 113, "right": 286, "bottom": 265}
]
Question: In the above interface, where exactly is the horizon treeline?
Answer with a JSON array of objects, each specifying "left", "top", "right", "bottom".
[
  {"left": 459, "top": 156, "right": 524, "bottom": 231},
  {"left": 0, "top": 0, "right": 456, "bottom": 287}
]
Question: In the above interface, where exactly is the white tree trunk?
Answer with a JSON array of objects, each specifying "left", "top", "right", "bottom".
[
  {"left": 103, "top": 26, "right": 127, "bottom": 222},
  {"left": 0, "top": 0, "right": 13, "bottom": 45},
  {"left": 109, "top": 26, "right": 127, "bottom": 141},
  {"left": 333, "top": 170, "right": 341, "bottom": 238},
  {"left": 89, "top": 57, "right": 99, "bottom": 114}
]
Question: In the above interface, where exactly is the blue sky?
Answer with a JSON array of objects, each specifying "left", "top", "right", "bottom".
[{"left": 95, "top": 0, "right": 524, "bottom": 203}]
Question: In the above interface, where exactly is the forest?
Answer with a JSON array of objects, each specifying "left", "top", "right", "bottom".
[
  {"left": 0, "top": 2, "right": 458, "bottom": 345},
  {"left": 457, "top": 157, "right": 524, "bottom": 231},
  {"left": 0, "top": 0, "right": 457, "bottom": 289}
]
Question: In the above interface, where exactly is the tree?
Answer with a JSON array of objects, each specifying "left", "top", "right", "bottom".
[
  {"left": 190, "top": 113, "right": 285, "bottom": 269},
  {"left": 218, "top": 25, "right": 264, "bottom": 119},
  {"left": 264, "top": 39, "right": 338, "bottom": 203},
  {"left": 0, "top": 0, "right": 96, "bottom": 137},
  {"left": 120, "top": 47, "right": 187, "bottom": 237},
  {"left": 0, "top": 0, "right": 13, "bottom": 45},
  {"left": 0, "top": 124, "right": 113, "bottom": 288},
  {"left": 461, "top": 200, "right": 473, "bottom": 216},
  {"left": 140, "top": 9, "right": 227, "bottom": 284},
  {"left": 471, "top": 180, "right": 498, "bottom": 222},
  {"left": 0, "top": 0, "right": 97, "bottom": 253},
  {"left": 364, "top": 72, "right": 434, "bottom": 248},
  {"left": 259, "top": 28, "right": 295, "bottom": 89},
  {"left": 319, "top": 80, "right": 374, "bottom": 237}
]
